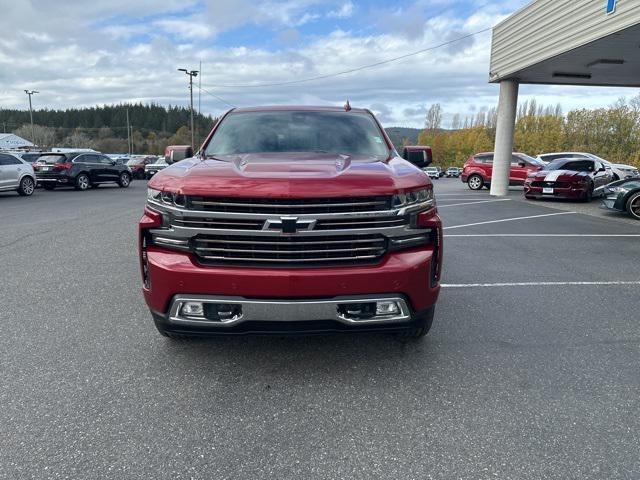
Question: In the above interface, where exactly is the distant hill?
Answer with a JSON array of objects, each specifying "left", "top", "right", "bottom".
[{"left": 385, "top": 127, "right": 422, "bottom": 148}]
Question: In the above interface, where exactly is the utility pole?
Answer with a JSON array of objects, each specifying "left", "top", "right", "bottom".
[
  {"left": 198, "top": 60, "right": 202, "bottom": 146},
  {"left": 126, "top": 108, "right": 131, "bottom": 155},
  {"left": 178, "top": 68, "right": 198, "bottom": 148},
  {"left": 24, "top": 90, "right": 39, "bottom": 145}
]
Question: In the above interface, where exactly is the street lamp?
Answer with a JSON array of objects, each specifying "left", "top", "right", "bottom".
[
  {"left": 24, "top": 90, "right": 39, "bottom": 146},
  {"left": 178, "top": 68, "right": 198, "bottom": 148}
]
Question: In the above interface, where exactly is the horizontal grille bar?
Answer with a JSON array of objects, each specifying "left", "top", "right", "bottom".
[
  {"left": 191, "top": 234, "right": 387, "bottom": 266},
  {"left": 170, "top": 215, "right": 408, "bottom": 232},
  {"left": 172, "top": 218, "right": 264, "bottom": 230},
  {"left": 186, "top": 195, "right": 392, "bottom": 214}
]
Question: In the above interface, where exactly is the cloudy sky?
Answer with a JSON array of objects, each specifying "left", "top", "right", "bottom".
[{"left": 0, "top": 0, "right": 634, "bottom": 127}]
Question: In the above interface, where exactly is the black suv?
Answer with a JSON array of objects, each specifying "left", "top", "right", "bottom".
[{"left": 35, "top": 152, "right": 132, "bottom": 191}]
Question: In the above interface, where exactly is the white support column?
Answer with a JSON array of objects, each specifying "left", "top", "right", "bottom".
[{"left": 490, "top": 79, "right": 519, "bottom": 197}]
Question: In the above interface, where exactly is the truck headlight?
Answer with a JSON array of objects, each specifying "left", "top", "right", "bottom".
[
  {"left": 612, "top": 186, "right": 628, "bottom": 194},
  {"left": 147, "top": 188, "right": 187, "bottom": 208},
  {"left": 392, "top": 188, "right": 433, "bottom": 209}
]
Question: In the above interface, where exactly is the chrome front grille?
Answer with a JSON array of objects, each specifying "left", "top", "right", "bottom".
[
  {"left": 170, "top": 215, "right": 409, "bottom": 232},
  {"left": 187, "top": 196, "right": 391, "bottom": 214},
  {"left": 192, "top": 234, "right": 387, "bottom": 266},
  {"left": 148, "top": 192, "right": 435, "bottom": 268}
]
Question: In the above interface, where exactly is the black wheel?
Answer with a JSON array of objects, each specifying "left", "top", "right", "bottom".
[
  {"left": 118, "top": 172, "right": 131, "bottom": 188},
  {"left": 582, "top": 182, "right": 594, "bottom": 202},
  {"left": 467, "top": 174, "right": 484, "bottom": 190},
  {"left": 396, "top": 308, "right": 435, "bottom": 339},
  {"left": 75, "top": 173, "right": 90, "bottom": 191},
  {"left": 137, "top": 170, "right": 146, "bottom": 180},
  {"left": 17, "top": 176, "right": 35, "bottom": 196},
  {"left": 626, "top": 192, "right": 640, "bottom": 220},
  {"left": 42, "top": 184, "right": 56, "bottom": 191}
]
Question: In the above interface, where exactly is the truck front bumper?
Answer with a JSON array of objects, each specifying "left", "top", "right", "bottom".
[
  {"left": 151, "top": 294, "right": 435, "bottom": 335},
  {"left": 143, "top": 247, "right": 440, "bottom": 335}
]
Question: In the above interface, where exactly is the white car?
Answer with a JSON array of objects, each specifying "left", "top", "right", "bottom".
[
  {"left": 0, "top": 152, "right": 37, "bottom": 196},
  {"left": 424, "top": 167, "right": 440, "bottom": 179},
  {"left": 536, "top": 152, "right": 639, "bottom": 180}
]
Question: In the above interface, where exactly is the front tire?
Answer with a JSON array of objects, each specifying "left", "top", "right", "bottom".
[
  {"left": 626, "top": 192, "right": 640, "bottom": 220},
  {"left": 17, "top": 176, "right": 35, "bottom": 196},
  {"left": 118, "top": 172, "right": 131, "bottom": 188},
  {"left": 582, "top": 182, "right": 594, "bottom": 202},
  {"left": 75, "top": 173, "right": 90, "bottom": 191},
  {"left": 397, "top": 308, "right": 435, "bottom": 339},
  {"left": 467, "top": 174, "right": 484, "bottom": 190}
]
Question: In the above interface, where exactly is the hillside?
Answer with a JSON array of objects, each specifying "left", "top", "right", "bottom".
[{"left": 385, "top": 127, "right": 422, "bottom": 148}]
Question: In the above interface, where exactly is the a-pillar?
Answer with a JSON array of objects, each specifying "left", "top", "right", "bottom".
[{"left": 490, "top": 79, "right": 519, "bottom": 197}]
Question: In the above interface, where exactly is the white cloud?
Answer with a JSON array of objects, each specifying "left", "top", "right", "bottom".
[
  {"left": 0, "top": 0, "right": 634, "bottom": 129},
  {"left": 328, "top": 2, "right": 354, "bottom": 18}
]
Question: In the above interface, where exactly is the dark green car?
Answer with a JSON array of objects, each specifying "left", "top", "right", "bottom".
[{"left": 600, "top": 178, "right": 640, "bottom": 220}]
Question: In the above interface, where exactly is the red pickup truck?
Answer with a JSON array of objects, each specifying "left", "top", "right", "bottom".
[{"left": 139, "top": 106, "right": 442, "bottom": 338}]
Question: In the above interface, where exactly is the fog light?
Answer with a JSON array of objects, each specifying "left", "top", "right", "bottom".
[
  {"left": 181, "top": 302, "right": 204, "bottom": 317},
  {"left": 376, "top": 301, "right": 400, "bottom": 316}
]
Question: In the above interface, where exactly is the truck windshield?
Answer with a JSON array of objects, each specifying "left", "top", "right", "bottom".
[{"left": 205, "top": 111, "right": 390, "bottom": 159}]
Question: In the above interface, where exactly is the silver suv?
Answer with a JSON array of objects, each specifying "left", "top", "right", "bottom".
[{"left": 0, "top": 152, "right": 37, "bottom": 196}]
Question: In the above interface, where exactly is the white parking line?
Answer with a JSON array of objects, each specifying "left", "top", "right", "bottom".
[
  {"left": 436, "top": 194, "right": 488, "bottom": 196},
  {"left": 442, "top": 281, "right": 640, "bottom": 288},
  {"left": 443, "top": 212, "right": 575, "bottom": 230},
  {"left": 438, "top": 199, "right": 511, "bottom": 208},
  {"left": 445, "top": 234, "right": 640, "bottom": 237}
]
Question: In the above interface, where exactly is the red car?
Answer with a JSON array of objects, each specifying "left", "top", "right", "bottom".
[
  {"left": 127, "top": 155, "right": 157, "bottom": 180},
  {"left": 524, "top": 157, "right": 613, "bottom": 201},
  {"left": 139, "top": 106, "right": 443, "bottom": 339},
  {"left": 461, "top": 152, "right": 543, "bottom": 190}
]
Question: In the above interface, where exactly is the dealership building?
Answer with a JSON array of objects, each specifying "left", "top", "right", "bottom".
[
  {"left": 0, "top": 133, "right": 33, "bottom": 150},
  {"left": 489, "top": 0, "right": 640, "bottom": 196}
]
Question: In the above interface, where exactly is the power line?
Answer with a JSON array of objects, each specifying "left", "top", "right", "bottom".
[
  {"left": 197, "top": 86, "right": 236, "bottom": 108},
  {"left": 204, "top": 27, "right": 492, "bottom": 89}
]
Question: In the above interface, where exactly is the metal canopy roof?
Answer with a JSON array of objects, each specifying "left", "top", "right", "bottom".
[{"left": 490, "top": 0, "right": 640, "bottom": 87}]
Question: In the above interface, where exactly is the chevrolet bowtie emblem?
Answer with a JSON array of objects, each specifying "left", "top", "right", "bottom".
[{"left": 263, "top": 217, "right": 317, "bottom": 233}]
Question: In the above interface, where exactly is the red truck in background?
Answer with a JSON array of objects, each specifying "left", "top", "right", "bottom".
[{"left": 139, "top": 106, "right": 442, "bottom": 338}]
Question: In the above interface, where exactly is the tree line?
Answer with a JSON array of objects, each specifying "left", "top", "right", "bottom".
[
  {"left": 1, "top": 103, "right": 218, "bottom": 155},
  {"left": 416, "top": 97, "right": 640, "bottom": 168}
]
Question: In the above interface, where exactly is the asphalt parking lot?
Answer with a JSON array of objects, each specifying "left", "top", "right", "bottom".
[{"left": 1, "top": 180, "right": 639, "bottom": 479}]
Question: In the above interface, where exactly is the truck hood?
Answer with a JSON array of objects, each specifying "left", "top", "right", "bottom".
[{"left": 149, "top": 153, "right": 430, "bottom": 198}]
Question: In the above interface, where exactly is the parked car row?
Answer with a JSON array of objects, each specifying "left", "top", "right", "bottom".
[
  {"left": 461, "top": 151, "right": 639, "bottom": 193},
  {"left": 0, "top": 145, "right": 194, "bottom": 197},
  {"left": 457, "top": 150, "right": 640, "bottom": 219}
]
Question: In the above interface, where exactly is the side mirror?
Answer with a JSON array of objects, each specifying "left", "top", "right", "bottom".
[
  {"left": 518, "top": 161, "right": 526, "bottom": 168},
  {"left": 402, "top": 146, "right": 432, "bottom": 168},
  {"left": 599, "top": 166, "right": 607, "bottom": 172}
]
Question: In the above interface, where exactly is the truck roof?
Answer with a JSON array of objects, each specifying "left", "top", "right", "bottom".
[{"left": 231, "top": 105, "right": 371, "bottom": 114}]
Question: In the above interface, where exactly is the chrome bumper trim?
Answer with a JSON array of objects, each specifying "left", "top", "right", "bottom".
[{"left": 168, "top": 294, "right": 411, "bottom": 327}]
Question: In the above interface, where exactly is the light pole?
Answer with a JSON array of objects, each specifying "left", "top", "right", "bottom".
[
  {"left": 24, "top": 90, "right": 39, "bottom": 146},
  {"left": 178, "top": 68, "right": 198, "bottom": 148}
]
